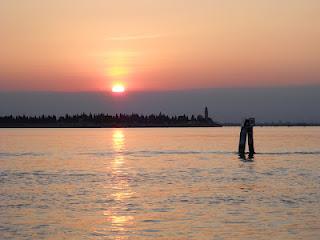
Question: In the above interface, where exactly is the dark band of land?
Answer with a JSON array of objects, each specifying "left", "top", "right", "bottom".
[{"left": 0, "top": 113, "right": 222, "bottom": 128}]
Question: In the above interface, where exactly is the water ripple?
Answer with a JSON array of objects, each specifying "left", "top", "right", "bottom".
[
  {"left": 0, "top": 152, "right": 48, "bottom": 158},
  {"left": 79, "top": 150, "right": 320, "bottom": 157}
]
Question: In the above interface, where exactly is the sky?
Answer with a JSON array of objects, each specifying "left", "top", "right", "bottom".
[{"left": 1, "top": 0, "right": 320, "bottom": 91}]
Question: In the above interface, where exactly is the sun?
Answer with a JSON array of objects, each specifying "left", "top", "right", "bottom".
[{"left": 112, "top": 84, "right": 125, "bottom": 93}]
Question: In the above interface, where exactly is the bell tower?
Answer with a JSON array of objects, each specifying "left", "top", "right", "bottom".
[{"left": 205, "top": 106, "right": 208, "bottom": 120}]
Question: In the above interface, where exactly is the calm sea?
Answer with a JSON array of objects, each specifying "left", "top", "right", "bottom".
[{"left": 0, "top": 127, "right": 319, "bottom": 239}]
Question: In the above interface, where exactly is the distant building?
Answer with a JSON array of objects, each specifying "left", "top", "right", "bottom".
[
  {"left": 205, "top": 106, "right": 209, "bottom": 120},
  {"left": 197, "top": 114, "right": 204, "bottom": 121}
]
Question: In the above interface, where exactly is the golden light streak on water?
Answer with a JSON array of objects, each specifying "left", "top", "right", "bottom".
[{"left": 107, "top": 129, "right": 135, "bottom": 236}]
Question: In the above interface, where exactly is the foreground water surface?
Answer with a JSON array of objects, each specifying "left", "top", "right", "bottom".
[{"left": 0, "top": 127, "right": 319, "bottom": 239}]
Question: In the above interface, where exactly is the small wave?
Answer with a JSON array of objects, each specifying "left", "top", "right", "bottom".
[
  {"left": 131, "top": 150, "right": 236, "bottom": 156},
  {"left": 80, "top": 150, "right": 320, "bottom": 157},
  {"left": 0, "top": 152, "right": 47, "bottom": 158},
  {"left": 80, "top": 150, "right": 236, "bottom": 157},
  {"left": 256, "top": 151, "right": 320, "bottom": 156},
  {"left": 78, "top": 152, "right": 114, "bottom": 157},
  {"left": 2, "top": 150, "right": 319, "bottom": 159}
]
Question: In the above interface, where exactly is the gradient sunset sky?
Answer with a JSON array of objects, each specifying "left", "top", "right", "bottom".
[{"left": 1, "top": 0, "right": 319, "bottom": 92}]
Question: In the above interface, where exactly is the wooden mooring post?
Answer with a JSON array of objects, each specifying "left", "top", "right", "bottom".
[{"left": 238, "top": 118, "right": 255, "bottom": 156}]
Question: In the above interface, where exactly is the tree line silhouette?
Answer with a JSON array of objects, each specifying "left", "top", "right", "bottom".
[{"left": 0, "top": 113, "right": 220, "bottom": 127}]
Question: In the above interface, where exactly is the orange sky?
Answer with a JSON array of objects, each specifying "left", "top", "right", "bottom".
[{"left": 0, "top": 0, "right": 319, "bottom": 91}]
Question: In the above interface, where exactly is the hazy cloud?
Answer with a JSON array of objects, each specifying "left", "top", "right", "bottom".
[
  {"left": 1, "top": 86, "right": 320, "bottom": 123},
  {"left": 106, "top": 34, "right": 165, "bottom": 41}
]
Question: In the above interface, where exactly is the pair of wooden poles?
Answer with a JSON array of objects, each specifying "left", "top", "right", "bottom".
[{"left": 238, "top": 118, "right": 255, "bottom": 156}]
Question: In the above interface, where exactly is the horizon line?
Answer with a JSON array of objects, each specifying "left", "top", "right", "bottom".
[{"left": 1, "top": 84, "right": 320, "bottom": 94}]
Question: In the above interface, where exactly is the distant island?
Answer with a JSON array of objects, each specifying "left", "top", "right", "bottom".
[
  {"left": 0, "top": 107, "right": 222, "bottom": 128},
  {"left": 224, "top": 122, "right": 320, "bottom": 127}
]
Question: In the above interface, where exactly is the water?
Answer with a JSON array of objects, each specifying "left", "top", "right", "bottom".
[{"left": 0, "top": 127, "right": 319, "bottom": 239}]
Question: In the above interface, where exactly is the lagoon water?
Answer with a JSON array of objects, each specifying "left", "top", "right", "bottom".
[{"left": 0, "top": 127, "right": 319, "bottom": 239}]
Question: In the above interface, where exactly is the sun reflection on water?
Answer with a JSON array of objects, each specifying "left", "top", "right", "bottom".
[
  {"left": 113, "top": 130, "right": 125, "bottom": 152},
  {"left": 112, "top": 130, "right": 125, "bottom": 173},
  {"left": 105, "top": 129, "right": 135, "bottom": 235}
]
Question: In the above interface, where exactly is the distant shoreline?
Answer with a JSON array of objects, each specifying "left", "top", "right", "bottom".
[
  {"left": 0, "top": 125, "right": 222, "bottom": 128},
  {"left": 223, "top": 124, "right": 320, "bottom": 127},
  {"left": 1, "top": 124, "right": 320, "bottom": 128},
  {"left": 0, "top": 112, "right": 223, "bottom": 128},
  {"left": 0, "top": 123, "right": 222, "bottom": 128}
]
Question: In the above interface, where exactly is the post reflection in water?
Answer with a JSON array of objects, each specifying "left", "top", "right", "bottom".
[{"left": 103, "top": 129, "right": 135, "bottom": 237}]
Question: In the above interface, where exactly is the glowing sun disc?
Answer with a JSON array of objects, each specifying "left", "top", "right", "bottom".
[{"left": 112, "top": 85, "right": 125, "bottom": 93}]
